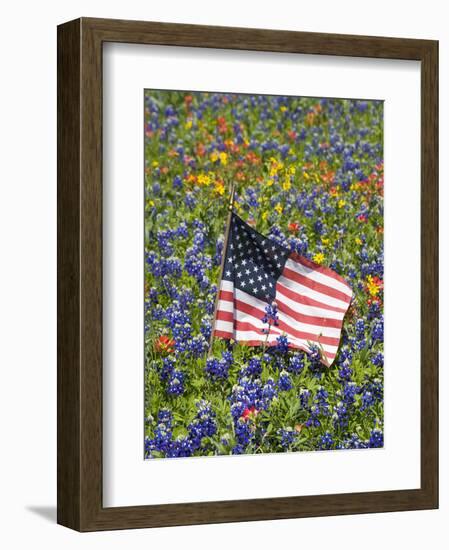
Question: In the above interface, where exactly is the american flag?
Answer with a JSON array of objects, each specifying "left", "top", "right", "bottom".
[{"left": 213, "top": 213, "right": 353, "bottom": 366}]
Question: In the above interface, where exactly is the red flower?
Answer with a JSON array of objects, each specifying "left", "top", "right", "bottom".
[
  {"left": 288, "top": 222, "right": 300, "bottom": 234},
  {"left": 241, "top": 406, "right": 258, "bottom": 421},
  {"left": 155, "top": 335, "right": 175, "bottom": 354},
  {"left": 357, "top": 214, "right": 368, "bottom": 223}
]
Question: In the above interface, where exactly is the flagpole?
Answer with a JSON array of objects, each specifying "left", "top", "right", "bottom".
[{"left": 208, "top": 181, "right": 236, "bottom": 355}]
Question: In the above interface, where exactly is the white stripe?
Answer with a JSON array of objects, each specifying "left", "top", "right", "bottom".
[
  {"left": 218, "top": 288, "right": 340, "bottom": 344},
  {"left": 287, "top": 257, "right": 352, "bottom": 297},
  {"left": 220, "top": 279, "right": 234, "bottom": 292},
  {"left": 276, "top": 283, "right": 345, "bottom": 321},
  {"left": 215, "top": 319, "right": 234, "bottom": 334},
  {"left": 217, "top": 299, "right": 233, "bottom": 313},
  {"left": 230, "top": 289, "right": 341, "bottom": 339},
  {"left": 278, "top": 274, "right": 350, "bottom": 310}
]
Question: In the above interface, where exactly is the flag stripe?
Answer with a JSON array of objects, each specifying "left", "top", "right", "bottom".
[
  {"left": 283, "top": 261, "right": 352, "bottom": 305},
  {"left": 276, "top": 282, "right": 346, "bottom": 319},
  {"left": 234, "top": 297, "right": 341, "bottom": 344},
  {"left": 214, "top": 319, "right": 337, "bottom": 359},
  {"left": 278, "top": 273, "right": 349, "bottom": 311},
  {"left": 220, "top": 286, "right": 344, "bottom": 328},
  {"left": 218, "top": 285, "right": 342, "bottom": 344},
  {"left": 291, "top": 252, "right": 352, "bottom": 290}
]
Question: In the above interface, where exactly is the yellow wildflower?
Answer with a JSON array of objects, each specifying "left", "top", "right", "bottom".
[
  {"left": 366, "top": 275, "right": 381, "bottom": 297},
  {"left": 185, "top": 119, "right": 193, "bottom": 129},
  {"left": 303, "top": 172, "right": 310, "bottom": 180},
  {"left": 313, "top": 252, "right": 325, "bottom": 265},
  {"left": 355, "top": 237, "right": 362, "bottom": 245},
  {"left": 321, "top": 237, "right": 330, "bottom": 246},
  {"left": 210, "top": 151, "right": 219, "bottom": 163},
  {"left": 197, "top": 173, "right": 211, "bottom": 186},
  {"left": 289, "top": 166, "right": 296, "bottom": 175},
  {"left": 282, "top": 178, "right": 291, "bottom": 191},
  {"left": 214, "top": 182, "right": 225, "bottom": 195},
  {"left": 219, "top": 152, "right": 228, "bottom": 166},
  {"left": 152, "top": 160, "right": 159, "bottom": 168},
  {"left": 262, "top": 211, "right": 269, "bottom": 221},
  {"left": 338, "top": 199, "right": 346, "bottom": 209},
  {"left": 274, "top": 203, "right": 283, "bottom": 215},
  {"left": 269, "top": 157, "right": 284, "bottom": 177},
  {"left": 280, "top": 105, "right": 288, "bottom": 112}
]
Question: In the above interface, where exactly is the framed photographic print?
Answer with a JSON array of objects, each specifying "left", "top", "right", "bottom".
[{"left": 57, "top": 17, "right": 438, "bottom": 531}]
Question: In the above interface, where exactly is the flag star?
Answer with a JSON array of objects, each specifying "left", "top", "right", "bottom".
[
  {"left": 249, "top": 278, "right": 254, "bottom": 285},
  {"left": 274, "top": 254, "right": 278, "bottom": 260},
  {"left": 228, "top": 257, "right": 233, "bottom": 263},
  {"left": 257, "top": 275, "right": 262, "bottom": 282},
  {"left": 241, "top": 259, "right": 247, "bottom": 266},
  {"left": 245, "top": 269, "right": 250, "bottom": 275},
  {"left": 277, "top": 262, "right": 281, "bottom": 268},
  {"left": 264, "top": 273, "right": 269, "bottom": 279},
  {"left": 241, "top": 281, "right": 246, "bottom": 287},
  {"left": 225, "top": 270, "right": 231, "bottom": 277},
  {"left": 238, "top": 242, "right": 243, "bottom": 249},
  {"left": 230, "top": 244, "right": 234, "bottom": 250},
  {"left": 271, "top": 245, "right": 276, "bottom": 251},
  {"left": 261, "top": 284, "right": 267, "bottom": 291},
  {"left": 269, "top": 282, "right": 273, "bottom": 287},
  {"left": 253, "top": 265, "right": 259, "bottom": 272},
  {"left": 237, "top": 272, "right": 242, "bottom": 278},
  {"left": 253, "top": 287, "right": 258, "bottom": 293}
]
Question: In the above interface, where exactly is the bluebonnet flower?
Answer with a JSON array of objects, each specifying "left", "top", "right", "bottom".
[
  {"left": 241, "top": 357, "right": 262, "bottom": 378},
  {"left": 205, "top": 357, "right": 229, "bottom": 380},
  {"left": 318, "top": 432, "right": 334, "bottom": 450},
  {"left": 279, "top": 428, "right": 296, "bottom": 449},
  {"left": 235, "top": 418, "right": 254, "bottom": 447},
  {"left": 360, "top": 390, "right": 375, "bottom": 411},
  {"left": 167, "top": 370, "right": 185, "bottom": 396},
  {"left": 278, "top": 370, "right": 293, "bottom": 391},
  {"left": 288, "top": 354, "right": 305, "bottom": 375},
  {"left": 275, "top": 334, "right": 289, "bottom": 354},
  {"left": 299, "top": 388, "right": 311, "bottom": 409},
  {"left": 262, "top": 302, "right": 279, "bottom": 327},
  {"left": 369, "top": 428, "right": 383, "bottom": 448}
]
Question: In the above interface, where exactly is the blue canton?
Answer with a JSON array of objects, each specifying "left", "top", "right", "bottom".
[{"left": 222, "top": 213, "right": 290, "bottom": 302}]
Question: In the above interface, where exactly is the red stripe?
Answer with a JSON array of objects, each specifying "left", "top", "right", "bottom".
[
  {"left": 233, "top": 299, "right": 340, "bottom": 347},
  {"left": 216, "top": 310, "right": 234, "bottom": 322},
  {"left": 221, "top": 289, "right": 343, "bottom": 330},
  {"left": 283, "top": 265, "right": 351, "bottom": 305},
  {"left": 290, "top": 252, "right": 352, "bottom": 291},
  {"left": 219, "top": 289, "right": 234, "bottom": 302},
  {"left": 276, "top": 282, "right": 347, "bottom": 314},
  {"left": 275, "top": 294, "right": 344, "bottom": 329},
  {"left": 214, "top": 329, "right": 233, "bottom": 339}
]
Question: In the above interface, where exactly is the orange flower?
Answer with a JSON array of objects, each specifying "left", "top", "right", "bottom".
[
  {"left": 288, "top": 222, "right": 300, "bottom": 234},
  {"left": 155, "top": 335, "right": 175, "bottom": 354}
]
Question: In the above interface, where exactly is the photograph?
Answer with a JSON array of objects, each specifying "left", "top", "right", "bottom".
[{"left": 143, "top": 90, "right": 384, "bottom": 459}]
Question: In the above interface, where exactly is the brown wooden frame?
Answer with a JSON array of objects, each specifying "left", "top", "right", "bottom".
[{"left": 57, "top": 17, "right": 438, "bottom": 531}]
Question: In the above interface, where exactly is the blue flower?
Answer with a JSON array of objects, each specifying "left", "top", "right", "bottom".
[{"left": 278, "top": 370, "right": 293, "bottom": 391}]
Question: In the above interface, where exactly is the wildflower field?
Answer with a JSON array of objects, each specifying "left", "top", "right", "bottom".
[{"left": 144, "top": 90, "right": 384, "bottom": 458}]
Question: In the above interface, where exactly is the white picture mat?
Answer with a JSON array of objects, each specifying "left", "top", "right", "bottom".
[{"left": 102, "top": 43, "right": 421, "bottom": 507}]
